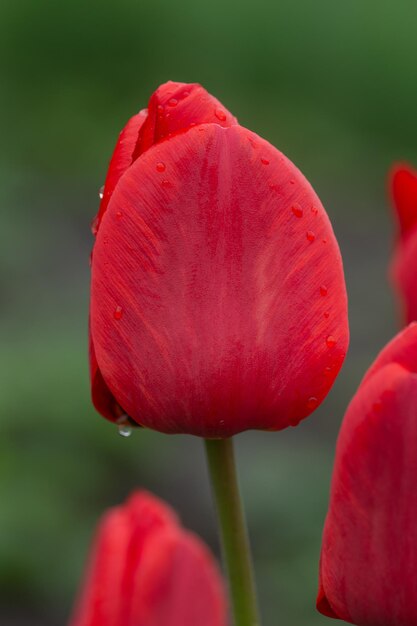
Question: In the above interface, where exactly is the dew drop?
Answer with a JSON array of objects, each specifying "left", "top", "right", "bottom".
[
  {"left": 114, "top": 305, "right": 123, "bottom": 320},
  {"left": 168, "top": 98, "right": 178, "bottom": 107},
  {"left": 261, "top": 157, "right": 270, "bottom": 165},
  {"left": 161, "top": 179, "right": 171, "bottom": 188},
  {"left": 214, "top": 108, "right": 226, "bottom": 121},
  {"left": 322, "top": 238, "right": 328, "bottom": 244},
  {"left": 320, "top": 285, "right": 328, "bottom": 296},
  {"left": 307, "top": 396, "right": 319, "bottom": 410},
  {"left": 98, "top": 185, "right": 104, "bottom": 200},
  {"left": 324, "top": 366, "right": 333, "bottom": 376},
  {"left": 324, "top": 311, "right": 330, "bottom": 319},
  {"left": 116, "top": 210, "right": 123, "bottom": 219},
  {"left": 91, "top": 216, "right": 99, "bottom": 236},
  {"left": 156, "top": 162, "right": 166, "bottom": 172},
  {"left": 182, "top": 91, "right": 190, "bottom": 98},
  {"left": 306, "top": 231, "right": 315, "bottom": 242},
  {"left": 326, "top": 335, "right": 337, "bottom": 348},
  {"left": 291, "top": 204, "right": 303, "bottom": 218},
  {"left": 157, "top": 104, "right": 164, "bottom": 114},
  {"left": 289, "top": 179, "right": 296, "bottom": 185},
  {"left": 311, "top": 206, "right": 318, "bottom": 215},
  {"left": 118, "top": 423, "right": 132, "bottom": 438}
]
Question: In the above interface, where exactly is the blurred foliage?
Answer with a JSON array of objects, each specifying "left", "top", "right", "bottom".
[{"left": 1, "top": 0, "right": 415, "bottom": 624}]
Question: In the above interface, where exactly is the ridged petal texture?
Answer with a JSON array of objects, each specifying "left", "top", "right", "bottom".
[
  {"left": 389, "top": 163, "right": 417, "bottom": 323},
  {"left": 69, "top": 491, "right": 227, "bottom": 626},
  {"left": 317, "top": 323, "right": 417, "bottom": 625},
  {"left": 90, "top": 81, "right": 349, "bottom": 436}
]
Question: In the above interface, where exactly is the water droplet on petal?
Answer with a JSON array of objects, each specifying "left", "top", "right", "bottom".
[
  {"left": 168, "top": 98, "right": 178, "bottom": 107},
  {"left": 91, "top": 216, "right": 99, "bottom": 236},
  {"left": 214, "top": 109, "right": 226, "bottom": 121},
  {"left": 289, "top": 179, "right": 296, "bottom": 185},
  {"left": 261, "top": 157, "right": 270, "bottom": 165},
  {"left": 116, "top": 210, "right": 123, "bottom": 219},
  {"left": 311, "top": 206, "right": 318, "bottom": 215},
  {"left": 306, "top": 231, "right": 315, "bottom": 242},
  {"left": 161, "top": 179, "right": 171, "bottom": 188},
  {"left": 157, "top": 105, "right": 164, "bottom": 114},
  {"left": 98, "top": 185, "right": 104, "bottom": 200},
  {"left": 322, "top": 238, "right": 328, "bottom": 244},
  {"left": 292, "top": 204, "right": 303, "bottom": 218},
  {"left": 156, "top": 162, "right": 166, "bottom": 172},
  {"left": 114, "top": 305, "right": 123, "bottom": 320},
  {"left": 324, "top": 311, "right": 330, "bottom": 318},
  {"left": 182, "top": 91, "right": 190, "bottom": 98},
  {"left": 326, "top": 335, "right": 337, "bottom": 348},
  {"left": 320, "top": 285, "right": 328, "bottom": 296},
  {"left": 324, "top": 366, "right": 333, "bottom": 376},
  {"left": 307, "top": 396, "right": 319, "bottom": 410}
]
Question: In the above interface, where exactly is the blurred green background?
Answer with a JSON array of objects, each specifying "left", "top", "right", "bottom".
[{"left": 1, "top": 0, "right": 416, "bottom": 624}]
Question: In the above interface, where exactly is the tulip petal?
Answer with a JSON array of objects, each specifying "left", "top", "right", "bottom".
[
  {"left": 389, "top": 163, "right": 417, "bottom": 241},
  {"left": 318, "top": 327, "right": 417, "bottom": 625},
  {"left": 89, "top": 328, "right": 123, "bottom": 421},
  {"left": 91, "top": 123, "right": 348, "bottom": 436},
  {"left": 134, "top": 81, "right": 237, "bottom": 157},
  {"left": 94, "top": 110, "right": 148, "bottom": 233},
  {"left": 391, "top": 234, "right": 417, "bottom": 324},
  {"left": 69, "top": 492, "right": 178, "bottom": 626},
  {"left": 132, "top": 528, "right": 227, "bottom": 626}
]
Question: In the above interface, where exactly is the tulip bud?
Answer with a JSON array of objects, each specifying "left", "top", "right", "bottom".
[
  {"left": 69, "top": 491, "right": 227, "bottom": 626},
  {"left": 89, "top": 81, "right": 349, "bottom": 436}
]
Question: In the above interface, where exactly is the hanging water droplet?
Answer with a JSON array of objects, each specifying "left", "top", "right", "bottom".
[
  {"left": 114, "top": 305, "right": 123, "bottom": 320},
  {"left": 118, "top": 423, "right": 132, "bottom": 438},
  {"left": 156, "top": 162, "right": 166, "bottom": 172},
  {"left": 306, "top": 231, "right": 315, "bottom": 242},
  {"left": 98, "top": 185, "right": 104, "bottom": 200},
  {"left": 326, "top": 335, "right": 337, "bottom": 348},
  {"left": 291, "top": 204, "right": 303, "bottom": 218},
  {"left": 320, "top": 285, "right": 328, "bottom": 296},
  {"left": 214, "top": 109, "right": 226, "bottom": 121}
]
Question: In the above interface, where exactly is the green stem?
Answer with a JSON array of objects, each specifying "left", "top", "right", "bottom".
[{"left": 204, "top": 438, "right": 261, "bottom": 626}]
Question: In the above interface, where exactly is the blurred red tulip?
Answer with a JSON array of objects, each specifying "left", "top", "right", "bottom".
[
  {"left": 69, "top": 491, "right": 227, "bottom": 626},
  {"left": 89, "top": 80, "right": 349, "bottom": 436},
  {"left": 317, "top": 322, "right": 417, "bottom": 625},
  {"left": 389, "top": 163, "right": 417, "bottom": 323}
]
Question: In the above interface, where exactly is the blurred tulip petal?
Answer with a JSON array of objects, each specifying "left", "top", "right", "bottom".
[
  {"left": 389, "top": 163, "right": 417, "bottom": 323},
  {"left": 318, "top": 324, "right": 417, "bottom": 625}
]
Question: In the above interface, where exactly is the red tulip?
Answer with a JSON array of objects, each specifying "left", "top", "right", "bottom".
[
  {"left": 317, "top": 322, "right": 417, "bottom": 625},
  {"left": 69, "top": 491, "right": 227, "bottom": 626},
  {"left": 89, "top": 80, "right": 349, "bottom": 436},
  {"left": 389, "top": 163, "right": 417, "bottom": 324}
]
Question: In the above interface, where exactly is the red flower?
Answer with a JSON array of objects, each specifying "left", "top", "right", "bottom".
[
  {"left": 89, "top": 80, "right": 349, "bottom": 436},
  {"left": 389, "top": 163, "right": 417, "bottom": 324},
  {"left": 317, "top": 322, "right": 417, "bottom": 625},
  {"left": 69, "top": 491, "right": 227, "bottom": 626}
]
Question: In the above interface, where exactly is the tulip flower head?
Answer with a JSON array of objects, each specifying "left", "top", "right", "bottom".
[
  {"left": 317, "top": 322, "right": 417, "bottom": 625},
  {"left": 389, "top": 162, "right": 417, "bottom": 324},
  {"left": 69, "top": 491, "right": 227, "bottom": 626},
  {"left": 89, "top": 81, "right": 349, "bottom": 437}
]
